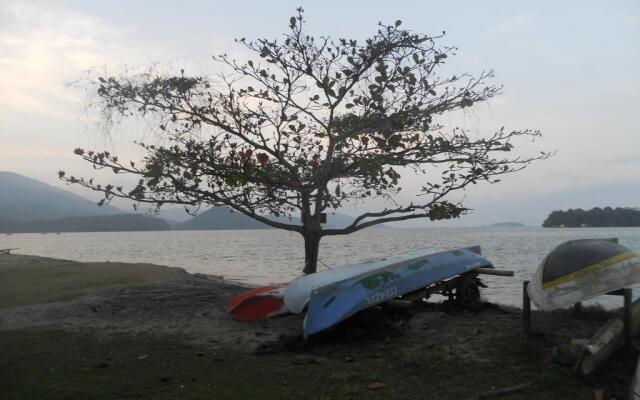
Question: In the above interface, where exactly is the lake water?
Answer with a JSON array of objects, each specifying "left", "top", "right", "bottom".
[{"left": 3, "top": 227, "right": 640, "bottom": 308}]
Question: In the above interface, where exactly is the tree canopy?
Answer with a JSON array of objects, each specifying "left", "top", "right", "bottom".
[
  {"left": 543, "top": 207, "right": 640, "bottom": 227},
  {"left": 60, "top": 9, "right": 549, "bottom": 273}
]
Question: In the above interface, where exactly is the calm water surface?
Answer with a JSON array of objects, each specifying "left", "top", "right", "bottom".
[{"left": 3, "top": 227, "right": 640, "bottom": 308}]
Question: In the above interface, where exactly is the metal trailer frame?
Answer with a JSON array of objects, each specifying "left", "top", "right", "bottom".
[{"left": 403, "top": 267, "right": 514, "bottom": 311}]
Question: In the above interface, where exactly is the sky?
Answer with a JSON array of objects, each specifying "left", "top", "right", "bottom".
[{"left": 1, "top": 0, "right": 639, "bottom": 226}]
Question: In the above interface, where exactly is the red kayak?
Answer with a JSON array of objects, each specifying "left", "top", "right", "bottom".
[{"left": 227, "top": 283, "right": 289, "bottom": 321}]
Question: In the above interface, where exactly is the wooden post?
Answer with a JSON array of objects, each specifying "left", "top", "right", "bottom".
[
  {"left": 475, "top": 268, "right": 515, "bottom": 277},
  {"left": 623, "top": 288, "right": 632, "bottom": 348},
  {"left": 574, "top": 302, "right": 582, "bottom": 313},
  {"left": 523, "top": 280, "right": 531, "bottom": 337}
]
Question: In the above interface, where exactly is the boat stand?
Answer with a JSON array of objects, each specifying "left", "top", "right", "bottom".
[
  {"left": 522, "top": 280, "right": 634, "bottom": 347},
  {"left": 0, "top": 248, "right": 18, "bottom": 255},
  {"left": 422, "top": 268, "right": 514, "bottom": 310}
]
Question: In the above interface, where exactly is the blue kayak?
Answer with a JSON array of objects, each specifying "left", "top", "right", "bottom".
[{"left": 303, "top": 247, "right": 493, "bottom": 338}]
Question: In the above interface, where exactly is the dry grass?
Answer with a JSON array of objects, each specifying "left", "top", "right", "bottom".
[{"left": 0, "top": 255, "right": 188, "bottom": 307}]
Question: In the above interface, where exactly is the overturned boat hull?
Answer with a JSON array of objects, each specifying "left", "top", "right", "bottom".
[
  {"left": 303, "top": 247, "right": 493, "bottom": 338},
  {"left": 284, "top": 247, "right": 440, "bottom": 314},
  {"left": 528, "top": 239, "right": 640, "bottom": 310},
  {"left": 227, "top": 283, "right": 288, "bottom": 321}
]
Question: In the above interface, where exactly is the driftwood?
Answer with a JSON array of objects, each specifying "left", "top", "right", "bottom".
[
  {"left": 575, "top": 296, "right": 640, "bottom": 376},
  {"left": 0, "top": 248, "right": 18, "bottom": 255}
]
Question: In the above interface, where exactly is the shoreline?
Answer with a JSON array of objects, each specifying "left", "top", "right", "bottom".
[
  {"left": 0, "top": 253, "right": 635, "bottom": 399},
  {"left": 0, "top": 253, "right": 290, "bottom": 348},
  {"left": 5, "top": 228, "right": 640, "bottom": 310}
]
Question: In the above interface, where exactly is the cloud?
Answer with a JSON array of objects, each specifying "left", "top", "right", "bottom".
[
  {"left": 490, "top": 13, "right": 533, "bottom": 33},
  {"left": 0, "top": 1, "right": 131, "bottom": 119},
  {"left": 591, "top": 155, "right": 640, "bottom": 166},
  {"left": 624, "top": 15, "right": 640, "bottom": 26},
  {"left": 0, "top": 1, "right": 145, "bottom": 188}
]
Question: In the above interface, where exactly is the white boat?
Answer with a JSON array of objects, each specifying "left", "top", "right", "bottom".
[
  {"left": 303, "top": 247, "right": 494, "bottom": 338},
  {"left": 528, "top": 239, "right": 640, "bottom": 310},
  {"left": 283, "top": 247, "right": 441, "bottom": 314}
]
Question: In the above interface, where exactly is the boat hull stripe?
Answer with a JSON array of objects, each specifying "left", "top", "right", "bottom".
[{"left": 542, "top": 252, "right": 637, "bottom": 289}]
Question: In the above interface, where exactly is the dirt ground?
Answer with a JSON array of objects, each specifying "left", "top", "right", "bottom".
[
  {"left": 0, "top": 254, "right": 615, "bottom": 351},
  {"left": 0, "top": 254, "right": 305, "bottom": 349},
  {"left": 0, "top": 253, "right": 636, "bottom": 399}
]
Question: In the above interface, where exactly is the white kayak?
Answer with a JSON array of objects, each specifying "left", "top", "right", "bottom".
[{"left": 283, "top": 247, "right": 441, "bottom": 314}]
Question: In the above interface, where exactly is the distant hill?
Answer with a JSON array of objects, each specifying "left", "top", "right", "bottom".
[
  {"left": 262, "top": 211, "right": 368, "bottom": 229},
  {"left": 154, "top": 206, "right": 197, "bottom": 223},
  {"left": 177, "top": 207, "right": 373, "bottom": 230},
  {"left": 125, "top": 205, "right": 197, "bottom": 227},
  {"left": 543, "top": 207, "right": 640, "bottom": 227},
  {"left": 0, "top": 172, "right": 391, "bottom": 232},
  {"left": 0, "top": 171, "right": 120, "bottom": 221},
  {"left": 178, "top": 207, "right": 271, "bottom": 230},
  {"left": 0, "top": 171, "right": 381, "bottom": 232},
  {"left": 486, "top": 222, "right": 527, "bottom": 228},
  {"left": 0, "top": 214, "right": 170, "bottom": 233}
]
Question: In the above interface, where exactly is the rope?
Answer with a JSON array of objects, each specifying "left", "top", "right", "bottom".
[{"left": 318, "top": 259, "right": 332, "bottom": 270}]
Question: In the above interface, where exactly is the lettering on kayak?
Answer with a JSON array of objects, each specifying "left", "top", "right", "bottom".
[
  {"left": 323, "top": 295, "right": 336, "bottom": 309},
  {"left": 365, "top": 286, "right": 398, "bottom": 305}
]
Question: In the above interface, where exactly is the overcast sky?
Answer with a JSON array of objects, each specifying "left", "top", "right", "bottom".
[{"left": 1, "top": 0, "right": 639, "bottom": 226}]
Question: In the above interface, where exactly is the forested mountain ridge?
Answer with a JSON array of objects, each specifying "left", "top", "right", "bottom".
[
  {"left": 177, "top": 207, "right": 370, "bottom": 230},
  {"left": 0, "top": 172, "right": 366, "bottom": 232},
  {"left": 543, "top": 207, "right": 640, "bottom": 227},
  {"left": 0, "top": 171, "right": 120, "bottom": 221},
  {"left": 0, "top": 214, "right": 171, "bottom": 233}
]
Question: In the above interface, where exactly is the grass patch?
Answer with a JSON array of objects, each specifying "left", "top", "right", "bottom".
[
  {"left": 0, "top": 327, "right": 634, "bottom": 400},
  {"left": 0, "top": 261, "right": 186, "bottom": 308}
]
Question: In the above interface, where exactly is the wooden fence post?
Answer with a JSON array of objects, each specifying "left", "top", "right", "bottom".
[
  {"left": 623, "top": 288, "right": 632, "bottom": 348},
  {"left": 523, "top": 280, "right": 531, "bottom": 336}
]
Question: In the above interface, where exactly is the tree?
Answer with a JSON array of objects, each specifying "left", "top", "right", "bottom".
[
  {"left": 60, "top": 9, "right": 549, "bottom": 274},
  {"left": 542, "top": 207, "right": 640, "bottom": 227}
]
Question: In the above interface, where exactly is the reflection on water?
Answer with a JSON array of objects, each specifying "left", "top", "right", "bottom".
[{"left": 3, "top": 227, "right": 640, "bottom": 308}]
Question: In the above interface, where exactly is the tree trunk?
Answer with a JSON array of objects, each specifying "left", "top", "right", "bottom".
[{"left": 302, "top": 232, "right": 321, "bottom": 274}]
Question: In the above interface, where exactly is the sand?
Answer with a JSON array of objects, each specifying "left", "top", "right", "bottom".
[{"left": 0, "top": 253, "right": 302, "bottom": 349}]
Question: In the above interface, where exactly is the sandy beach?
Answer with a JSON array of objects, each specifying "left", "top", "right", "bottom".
[
  {"left": 0, "top": 253, "right": 306, "bottom": 349},
  {"left": 0, "top": 253, "right": 635, "bottom": 399}
]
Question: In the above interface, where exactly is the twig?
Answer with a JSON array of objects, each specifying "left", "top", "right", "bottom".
[{"left": 475, "top": 383, "right": 532, "bottom": 399}]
